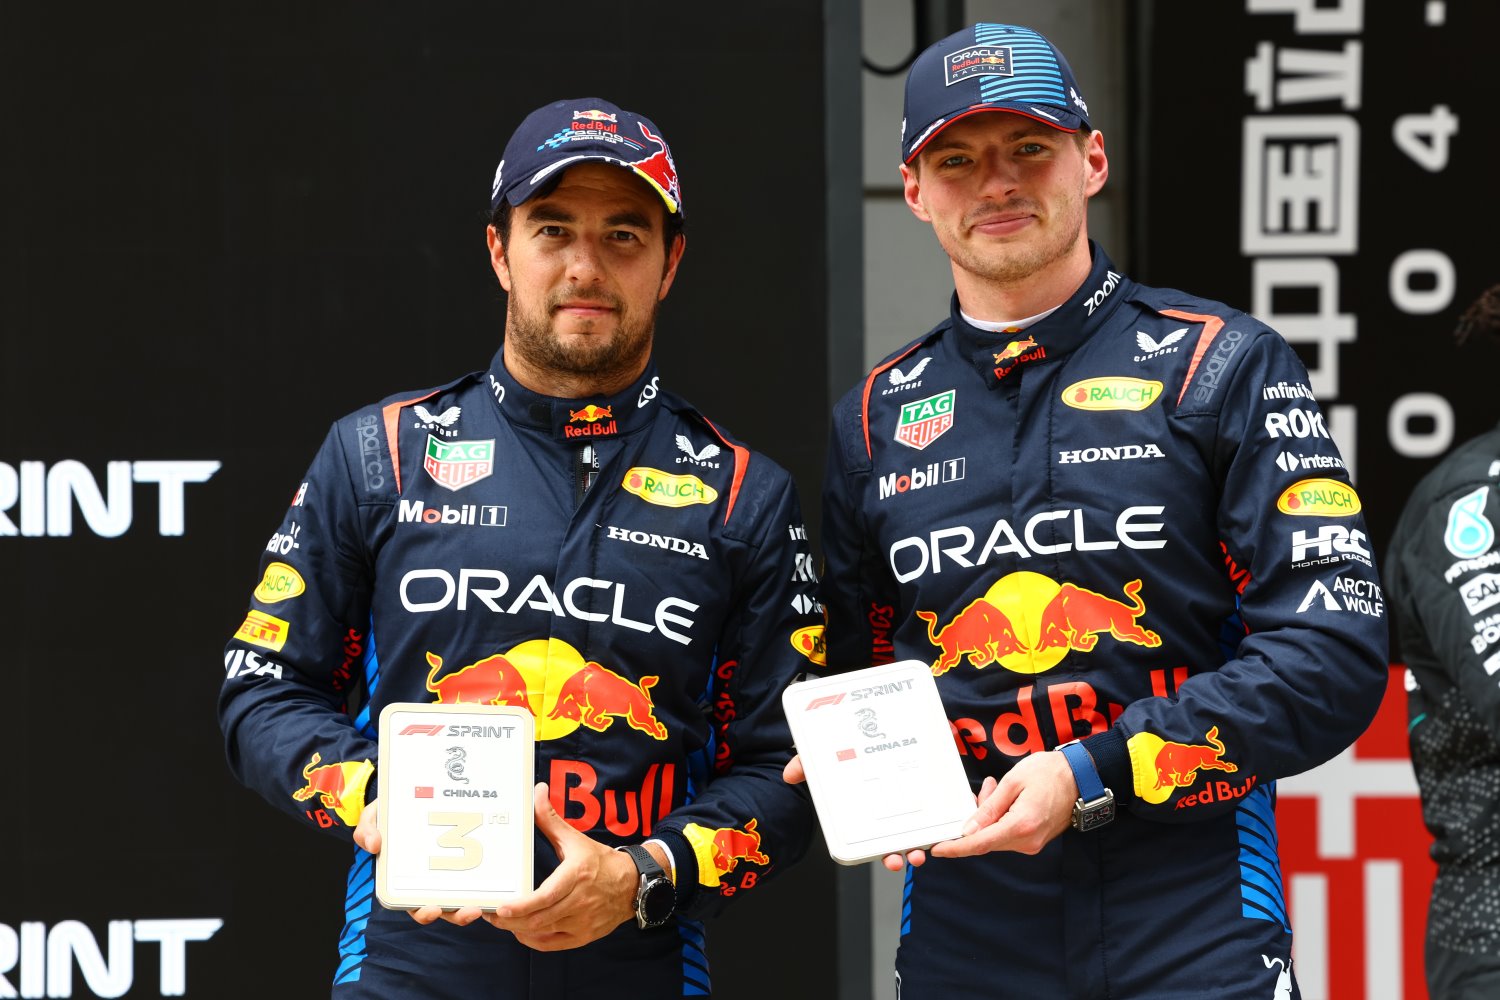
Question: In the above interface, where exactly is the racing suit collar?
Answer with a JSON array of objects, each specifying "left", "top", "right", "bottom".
[
  {"left": 485, "top": 347, "right": 664, "bottom": 441},
  {"left": 951, "top": 241, "right": 1134, "bottom": 388}
]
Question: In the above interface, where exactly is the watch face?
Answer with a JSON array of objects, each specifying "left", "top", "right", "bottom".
[{"left": 639, "top": 876, "right": 675, "bottom": 927}]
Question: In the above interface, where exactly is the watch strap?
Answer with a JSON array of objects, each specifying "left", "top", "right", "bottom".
[
  {"left": 1059, "top": 739, "right": 1115, "bottom": 832},
  {"left": 1058, "top": 740, "right": 1106, "bottom": 802},
  {"left": 619, "top": 843, "right": 667, "bottom": 881}
]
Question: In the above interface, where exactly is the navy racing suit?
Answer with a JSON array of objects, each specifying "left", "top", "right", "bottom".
[
  {"left": 219, "top": 349, "right": 817, "bottom": 998},
  {"left": 1386, "top": 421, "right": 1500, "bottom": 998},
  {"left": 820, "top": 244, "right": 1387, "bottom": 998}
]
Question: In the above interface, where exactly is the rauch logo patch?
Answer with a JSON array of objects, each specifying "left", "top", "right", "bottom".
[{"left": 622, "top": 468, "right": 718, "bottom": 508}]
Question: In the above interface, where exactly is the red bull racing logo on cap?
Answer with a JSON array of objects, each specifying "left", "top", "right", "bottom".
[
  {"left": 424, "top": 639, "right": 668, "bottom": 741},
  {"left": 1127, "top": 726, "right": 1244, "bottom": 806},
  {"left": 625, "top": 121, "right": 681, "bottom": 216},
  {"left": 894, "top": 389, "right": 955, "bottom": 450},
  {"left": 916, "top": 572, "right": 1160, "bottom": 676},
  {"left": 945, "top": 45, "right": 1014, "bottom": 85},
  {"left": 683, "top": 819, "right": 771, "bottom": 893}
]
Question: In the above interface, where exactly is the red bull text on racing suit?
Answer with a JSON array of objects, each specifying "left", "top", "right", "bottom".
[
  {"left": 820, "top": 244, "right": 1387, "bottom": 998},
  {"left": 219, "top": 350, "right": 816, "bottom": 997}
]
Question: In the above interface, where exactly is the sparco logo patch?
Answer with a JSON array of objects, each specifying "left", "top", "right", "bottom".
[
  {"left": 1190, "top": 328, "right": 1244, "bottom": 405},
  {"left": 1061, "top": 378, "right": 1162, "bottom": 412}
]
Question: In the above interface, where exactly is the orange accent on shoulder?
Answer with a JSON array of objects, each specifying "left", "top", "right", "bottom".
[
  {"left": 701, "top": 417, "right": 751, "bottom": 526},
  {"left": 380, "top": 392, "right": 444, "bottom": 495},
  {"left": 1161, "top": 309, "right": 1228, "bottom": 406},
  {"left": 861, "top": 343, "right": 927, "bottom": 460}
]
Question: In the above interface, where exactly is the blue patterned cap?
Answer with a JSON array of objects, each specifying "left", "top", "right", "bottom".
[{"left": 901, "top": 23, "right": 1090, "bottom": 164}]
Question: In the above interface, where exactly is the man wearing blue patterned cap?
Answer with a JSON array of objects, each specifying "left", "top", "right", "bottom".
[{"left": 801, "top": 23, "right": 1387, "bottom": 997}]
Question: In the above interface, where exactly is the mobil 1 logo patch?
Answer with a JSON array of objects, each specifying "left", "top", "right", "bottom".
[
  {"left": 878, "top": 458, "right": 966, "bottom": 500},
  {"left": 399, "top": 499, "right": 507, "bottom": 527}
]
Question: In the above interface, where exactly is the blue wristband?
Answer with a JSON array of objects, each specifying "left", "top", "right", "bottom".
[{"left": 1058, "top": 740, "right": 1115, "bottom": 832}]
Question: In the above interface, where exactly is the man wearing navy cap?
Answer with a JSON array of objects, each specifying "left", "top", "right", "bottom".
[
  {"left": 220, "top": 98, "right": 816, "bottom": 997},
  {"left": 810, "top": 23, "right": 1387, "bottom": 996}
]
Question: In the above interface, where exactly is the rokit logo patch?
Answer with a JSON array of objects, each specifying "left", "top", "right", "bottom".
[
  {"left": 0, "top": 460, "right": 220, "bottom": 537},
  {"left": 878, "top": 457, "right": 966, "bottom": 499},
  {"left": 1265, "top": 408, "right": 1329, "bottom": 440},
  {"left": 398, "top": 499, "right": 506, "bottom": 527}
]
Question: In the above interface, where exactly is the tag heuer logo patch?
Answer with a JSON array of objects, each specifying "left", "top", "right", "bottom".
[
  {"left": 423, "top": 435, "right": 494, "bottom": 491},
  {"left": 894, "top": 390, "right": 955, "bottom": 450}
]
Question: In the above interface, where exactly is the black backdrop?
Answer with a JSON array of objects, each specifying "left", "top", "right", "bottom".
[{"left": 0, "top": 5, "right": 836, "bottom": 997}]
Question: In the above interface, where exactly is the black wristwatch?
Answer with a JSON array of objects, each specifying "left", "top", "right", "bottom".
[
  {"left": 1057, "top": 740, "right": 1116, "bottom": 832},
  {"left": 618, "top": 844, "right": 675, "bottom": 930}
]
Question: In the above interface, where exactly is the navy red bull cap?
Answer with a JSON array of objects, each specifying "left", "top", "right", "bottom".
[
  {"left": 490, "top": 98, "right": 684, "bottom": 218},
  {"left": 901, "top": 23, "right": 1091, "bottom": 164}
]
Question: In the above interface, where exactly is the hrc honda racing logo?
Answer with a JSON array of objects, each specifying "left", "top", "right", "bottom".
[{"left": 398, "top": 568, "right": 699, "bottom": 645}]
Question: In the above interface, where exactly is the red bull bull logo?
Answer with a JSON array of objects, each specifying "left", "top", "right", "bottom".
[
  {"left": 1127, "top": 726, "right": 1238, "bottom": 804},
  {"left": 425, "top": 651, "right": 533, "bottom": 711},
  {"left": 565, "top": 404, "right": 618, "bottom": 439},
  {"left": 992, "top": 336, "right": 1047, "bottom": 380},
  {"left": 569, "top": 404, "right": 613, "bottom": 423},
  {"left": 290, "top": 752, "right": 372, "bottom": 827},
  {"left": 993, "top": 337, "right": 1037, "bottom": 364},
  {"left": 423, "top": 638, "right": 669, "bottom": 742},
  {"left": 547, "top": 660, "right": 668, "bottom": 740},
  {"left": 683, "top": 819, "right": 771, "bottom": 891},
  {"left": 573, "top": 107, "right": 621, "bottom": 123},
  {"left": 917, "top": 573, "right": 1160, "bottom": 676},
  {"left": 626, "top": 121, "right": 681, "bottom": 216}
]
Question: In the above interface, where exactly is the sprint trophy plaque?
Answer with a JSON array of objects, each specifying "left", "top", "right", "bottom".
[
  {"left": 375, "top": 702, "right": 535, "bottom": 910},
  {"left": 782, "top": 660, "right": 975, "bottom": 865}
]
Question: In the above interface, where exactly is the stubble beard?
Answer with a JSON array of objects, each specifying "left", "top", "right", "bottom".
[
  {"left": 947, "top": 185, "right": 1088, "bottom": 286},
  {"left": 505, "top": 285, "right": 659, "bottom": 386}
]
